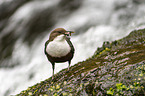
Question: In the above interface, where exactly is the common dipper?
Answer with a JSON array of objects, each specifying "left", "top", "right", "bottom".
[{"left": 44, "top": 28, "right": 75, "bottom": 77}]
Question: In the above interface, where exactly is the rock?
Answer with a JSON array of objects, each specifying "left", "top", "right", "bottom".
[{"left": 17, "top": 29, "right": 145, "bottom": 96}]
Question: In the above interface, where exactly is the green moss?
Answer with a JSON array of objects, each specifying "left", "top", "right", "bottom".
[
  {"left": 107, "top": 88, "right": 114, "bottom": 95},
  {"left": 107, "top": 65, "right": 145, "bottom": 96}
]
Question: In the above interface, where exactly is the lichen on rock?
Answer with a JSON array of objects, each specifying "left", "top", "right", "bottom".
[{"left": 17, "top": 29, "right": 145, "bottom": 96}]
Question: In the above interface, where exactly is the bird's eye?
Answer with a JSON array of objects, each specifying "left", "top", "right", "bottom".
[{"left": 57, "top": 31, "right": 61, "bottom": 33}]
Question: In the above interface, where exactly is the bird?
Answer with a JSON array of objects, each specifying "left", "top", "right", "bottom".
[{"left": 44, "top": 28, "right": 75, "bottom": 77}]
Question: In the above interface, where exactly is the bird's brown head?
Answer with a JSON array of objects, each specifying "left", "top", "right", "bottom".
[{"left": 49, "top": 28, "right": 74, "bottom": 41}]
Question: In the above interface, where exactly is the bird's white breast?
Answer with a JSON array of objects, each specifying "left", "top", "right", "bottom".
[{"left": 46, "top": 35, "right": 71, "bottom": 57}]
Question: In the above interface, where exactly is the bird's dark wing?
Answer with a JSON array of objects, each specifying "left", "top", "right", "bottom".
[
  {"left": 65, "top": 37, "right": 75, "bottom": 53},
  {"left": 44, "top": 40, "right": 49, "bottom": 55}
]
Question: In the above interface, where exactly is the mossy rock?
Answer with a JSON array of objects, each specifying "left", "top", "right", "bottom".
[{"left": 17, "top": 29, "right": 145, "bottom": 96}]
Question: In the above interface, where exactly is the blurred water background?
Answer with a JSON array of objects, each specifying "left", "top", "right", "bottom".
[{"left": 0, "top": 0, "right": 145, "bottom": 96}]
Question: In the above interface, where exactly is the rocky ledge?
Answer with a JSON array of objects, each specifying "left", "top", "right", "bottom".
[{"left": 17, "top": 29, "right": 145, "bottom": 96}]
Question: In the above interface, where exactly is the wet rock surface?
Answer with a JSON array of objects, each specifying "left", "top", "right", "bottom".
[{"left": 17, "top": 29, "right": 145, "bottom": 96}]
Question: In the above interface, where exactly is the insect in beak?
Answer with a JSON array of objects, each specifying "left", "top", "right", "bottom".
[{"left": 65, "top": 31, "right": 75, "bottom": 36}]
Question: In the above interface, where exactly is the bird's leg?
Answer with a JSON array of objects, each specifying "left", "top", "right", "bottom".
[
  {"left": 52, "top": 63, "right": 55, "bottom": 79},
  {"left": 68, "top": 61, "right": 71, "bottom": 71}
]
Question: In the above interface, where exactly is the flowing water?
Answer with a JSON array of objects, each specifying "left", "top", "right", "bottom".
[{"left": 0, "top": 0, "right": 145, "bottom": 96}]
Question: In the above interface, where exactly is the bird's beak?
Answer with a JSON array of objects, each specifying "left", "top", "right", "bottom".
[{"left": 65, "top": 31, "right": 75, "bottom": 36}]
